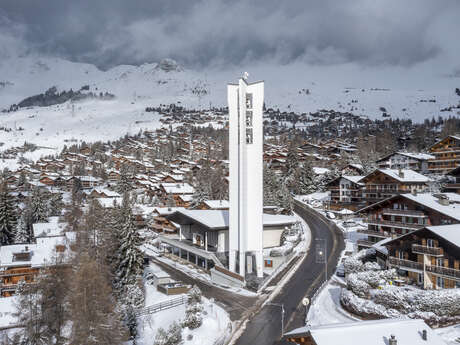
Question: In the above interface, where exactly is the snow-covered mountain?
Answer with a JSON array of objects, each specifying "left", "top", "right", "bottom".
[{"left": 0, "top": 54, "right": 459, "bottom": 163}]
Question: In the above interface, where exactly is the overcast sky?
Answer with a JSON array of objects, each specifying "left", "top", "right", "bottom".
[{"left": 0, "top": 0, "right": 459, "bottom": 71}]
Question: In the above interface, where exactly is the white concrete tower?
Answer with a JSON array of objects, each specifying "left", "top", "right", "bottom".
[{"left": 228, "top": 75, "right": 264, "bottom": 278}]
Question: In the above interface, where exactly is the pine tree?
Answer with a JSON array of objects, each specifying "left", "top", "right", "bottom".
[
  {"left": 0, "top": 182, "right": 17, "bottom": 245},
  {"left": 114, "top": 197, "right": 143, "bottom": 288},
  {"left": 116, "top": 165, "right": 132, "bottom": 194},
  {"left": 14, "top": 212, "right": 30, "bottom": 243},
  {"left": 30, "top": 188, "right": 48, "bottom": 223}
]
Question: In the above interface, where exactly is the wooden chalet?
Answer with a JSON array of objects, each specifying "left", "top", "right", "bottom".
[
  {"left": 360, "top": 169, "right": 430, "bottom": 205},
  {"left": 443, "top": 166, "right": 460, "bottom": 194},
  {"left": 357, "top": 192, "right": 460, "bottom": 251},
  {"left": 428, "top": 135, "right": 460, "bottom": 173},
  {"left": 384, "top": 225, "right": 460, "bottom": 289}
]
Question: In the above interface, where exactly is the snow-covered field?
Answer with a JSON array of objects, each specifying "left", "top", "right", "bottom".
[
  {"left": 0, "top": 98, "right": 164, "bottom": 153},
  {"left": 139, "top": 263, "right": 231, "bottom": 345}
]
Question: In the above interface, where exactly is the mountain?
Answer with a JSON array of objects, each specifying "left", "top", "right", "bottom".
[{"left": 0, "top": 54, "right": 459, "bottom": 166}]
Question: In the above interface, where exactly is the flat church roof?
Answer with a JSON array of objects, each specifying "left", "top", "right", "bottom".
[{"left": 167, "top": 210, "right": 297, "bottom": 231}]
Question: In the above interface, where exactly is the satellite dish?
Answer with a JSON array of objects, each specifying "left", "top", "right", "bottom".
[
  {"left": 243, "top": 72, "right": 249, "bottom": 80},
  {"left": 302, "top": 297, "right": 310, "bottom": 306}
]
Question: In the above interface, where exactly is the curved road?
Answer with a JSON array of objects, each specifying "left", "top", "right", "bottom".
[{"left": 234, "top": 201, "right": 345, "bottom": 345}]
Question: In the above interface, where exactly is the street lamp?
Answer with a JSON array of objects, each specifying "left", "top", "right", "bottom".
[
  {"left": 267, "top": 303, "right": 285, "bottom": 337},
  {"left": 315, "top": 238, "right": 327, "bottom": 282}
]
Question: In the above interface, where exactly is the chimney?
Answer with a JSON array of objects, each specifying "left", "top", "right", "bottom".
[
  {"left": 437, "top": 194, "right": 450, "bottom": 206},
  {"left": 422, "top": 329, "right": 427, "bottom": 341},
  {"left": 389, "top": 334, "right": 397, "bottom": 345},
  {"left": 398, "top": 168, "right": 404, "bottom": 178}
]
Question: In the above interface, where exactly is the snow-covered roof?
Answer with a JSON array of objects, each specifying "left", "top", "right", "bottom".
[
  {"left": 342, "top": 175, "right": 364, "bottom": 185},
  {"left": 169, "top": 210, "right": 297, "bottom": 230},
  {"left": 285, "top": 318, "right": 445, "bottom": 345},
  {"left": 401, "top": 193, "right": 460, "bottom": 221},
  {"left": 161, "top": 183, "right": 195, "bottom": 194},
  {"left": 426, "top": 224, "right": 460, "bottom": 248},
  {"left": 91, "top": 187, "right": 120, "bottom": 198},
  {"left": 397, "top": 152, "right": 435, "bottom": 161},
  {"left": 152, "top": 207, "right": 186, "bottom": 216},
  {"left": 203, "top": 200, "right": 229, "bottom": 209},
  {"left": 313, "top": 167, "right": 330, "bottom": 175},
  {"left": 32, "top": 217, "right": 67, "bottom": 238},
  {"left": 372, "top": 169, "right": 431, "bottom": 183},
  {"left": 0, "top": 236, "right": 72, "bottom": 268},
  {"left": 96, "top": 197, "right": 123, "bottom": 208}
]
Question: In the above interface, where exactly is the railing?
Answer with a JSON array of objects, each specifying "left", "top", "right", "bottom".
[
  {"left": 426, "top": 265, "right": 460, "bottom": 280},
  {"left": 412, "top": 244, "right": 443, "bottom": 257},
  {"left": 357, "top": 229, "right": 390, "bottom": 238},
  {"left": 364, "top": 219, "right": 422, "bottom": 230},
  {"left": 388, "top": 257, "right": 423, "bottom": 271},
  {"left": 135, "top": 296, "right": 187, "bottom": 317},
  {"left": 382, "top": 208, "right": 426, "bottom": 217},
  {"left": 388, "top": 257, "right": 460, "bottom": 280}
]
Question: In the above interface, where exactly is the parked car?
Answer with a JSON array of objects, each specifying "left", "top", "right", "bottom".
[{"left": 336, "top": 264, "right": 345, "bottom": 277}]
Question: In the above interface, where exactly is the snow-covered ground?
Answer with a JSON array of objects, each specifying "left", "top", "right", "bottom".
[
  {"left": 295, "top": 195, "right": 460, "bottom": 344},
  {"left": 138, "top": 263, "right": 231, "bottom": 345},
  {"left": 1, "top": 55, "right": 460, "bottom": 126},
  {"left": 0, "top": 296, "right": 18, "bottom": 328},
  {"left": 307, "top": 278, "right": 359, "bottom": 326}
]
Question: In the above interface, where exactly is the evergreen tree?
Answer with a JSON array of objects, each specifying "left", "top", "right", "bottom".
[
  {"left": 116, "top": 165, "right": 132, "bottom": 194},
  {"left": 0, "top": 182, "right": 17, "bottom": 245},
  {"left": 114, "top": 196, "right": 143, "bottom": 288},
  {"left": 30, "top": 188, "right": 49, "bottom": 223},
  {"left": 48, "top": 193, "right": 64, "bottom": 217},
  {"left": 14, "top": 212, "right": 30, "bottom": 243}
]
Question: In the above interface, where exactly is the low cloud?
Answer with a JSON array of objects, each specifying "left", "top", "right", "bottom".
[{"left": 0, "top": 0, "right": 459, "bottom": 69}]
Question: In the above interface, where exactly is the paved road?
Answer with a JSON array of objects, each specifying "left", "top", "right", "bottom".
[
  {"left": 151, "top": 257, "right": 260, "bottom": 321},
  {"left": 234, "top": 201, "right": 345, "bottom": 345}
]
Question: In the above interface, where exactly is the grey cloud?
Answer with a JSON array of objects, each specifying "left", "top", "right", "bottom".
[{"left": 0, "top": 0, "right": 458, "bottom": 69}]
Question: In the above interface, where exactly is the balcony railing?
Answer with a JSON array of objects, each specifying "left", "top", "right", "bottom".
[
  {"left": 364, "top": 219, "right": 422, "bottom": 230},
  {"left": 388, "top": 257, "right": 423, "bottom": 271},
  {"left": 357, "top": 229, "right": 391, "bottom": 238},
  {"left": 382, "top": 208, "right": 427, "bottom": 217},
  {"left": 412, "top": 244, "right": 443, "bottom": 257},
  {"left": 427, "top": 265, "right": 460, "bottom": 280},
  {"left": 388, "top": 257, "right": 460, "bottom": 280}
]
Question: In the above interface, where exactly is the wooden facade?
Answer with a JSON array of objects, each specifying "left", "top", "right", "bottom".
[
  {"left": 428, "top": 135, "right": 460, "bottom": 173},
  {"left": 384, "top": 227, "right": 460, "bottom": 289},
  {"left": 358, "top": 194, "right": 459, "bottom": 250}
]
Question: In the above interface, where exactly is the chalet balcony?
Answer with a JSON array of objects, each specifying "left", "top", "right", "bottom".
[
  {"left": 411, "top": 244, "right": 444, "bottom": 257},
  {"left": 357, "top": 229, "right": 390, "bottom": 238},
  {"left": 382, "top": 208, "right": 427, "bottom": 218},
  {"left": 426, "top": 265, "right": 460, "bottom": 280},
  {"left": 364, "top": 219, "right": 422, "bottom": 230},
  {"left": 388, "top": 257, "right": 423, "bottom": 271},
  {"left": 388, "top": 257, "right": 460, "bottom": 280}
]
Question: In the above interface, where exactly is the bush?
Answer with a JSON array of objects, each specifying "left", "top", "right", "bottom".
[{"left": 154, "top": 322, "right": 183, "bottom": 345}]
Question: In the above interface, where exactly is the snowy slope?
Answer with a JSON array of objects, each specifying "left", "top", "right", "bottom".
[{"left": 0, "top": 55, "right": 460, "bottom": 160}]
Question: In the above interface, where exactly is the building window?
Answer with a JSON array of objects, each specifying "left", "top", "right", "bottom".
[
  {"left": 436, "top": 276, "right": 445, "bottom": 289},
  {"left": 418, "top": 273, "right": 423, "bottom": 285},
  {"left": 265, "top": 259, "right": 273, "bottom": 268},
  {"left": 427, "top": 239, "right": 435, "bottom": 247},
  {"left": 246, "top": 93, "right": 253, "bottom": 109},
  {"left": 246, "top": 111, "right": 253, "bottom": 127},
  {"left": 246, "top": 128, "right": 253, "bottom": 144}
]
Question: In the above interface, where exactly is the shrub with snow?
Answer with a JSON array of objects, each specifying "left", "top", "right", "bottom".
[
  {"left": 182, "top": 286, "right": 204, "bottom": 330},
  {"left": 343, "top": 249, "right": 377, "bottom": 274},
  {"left": 153, "top": 321, "right": 183, "bottom": 345}
]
